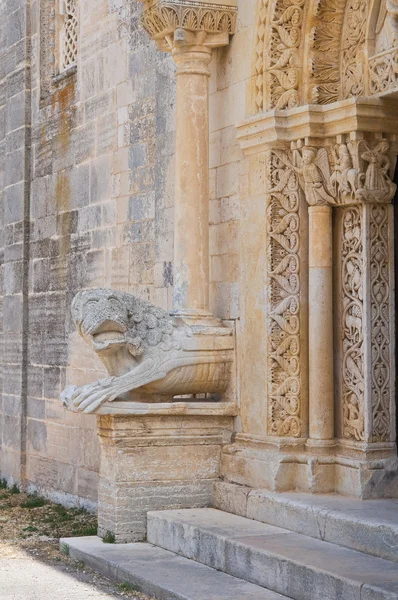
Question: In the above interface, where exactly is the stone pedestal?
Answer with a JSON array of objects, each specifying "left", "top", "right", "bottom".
[{"left": 97, "top": 409, "right": 235, "bottom": 542}]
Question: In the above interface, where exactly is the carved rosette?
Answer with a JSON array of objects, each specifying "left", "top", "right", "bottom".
[
  {"left": 370, "top": 205, "right": 392, "bottom": 442},
  {"left": 341, "top": 206, "right": 365, "bottom": 441},
  {"left": 140, "top": 1, "right": 238, "bottom": 42},
  {"left": 266, "top": 151, "right": 303, "bottom": 438}
]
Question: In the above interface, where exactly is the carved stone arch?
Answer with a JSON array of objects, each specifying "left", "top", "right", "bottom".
[
  {"left": 251, "top": 0, "right": 398, "bottom": 109},
  {"left": 340, "top": 0, "right": 369, "bottom": 99},
  {"left": 366, "top": 0, "right": 398, "bottom": 95},
  {"left": 251, "top": 0, "right": 308, "bottom": 114},
  {"left": 266, "top": 0, "right": 307, "bottom": 110},
  {"left": 303, "top": 0, "right": 347, "bottom": 104}
]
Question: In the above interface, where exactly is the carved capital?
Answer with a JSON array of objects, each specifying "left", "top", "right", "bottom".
[
  {"left": 329, "top": 138, "right": 397, "bottom": 206},
  {"left": 138, "top": 0, "right": 237, "bottom": 51},
  {"left": 273, "top": 146, "right": 337, "bottom": 207}
]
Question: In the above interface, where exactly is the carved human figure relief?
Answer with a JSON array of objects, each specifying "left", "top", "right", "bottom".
[
  {"left": 330, "top": 143, "right": 360, "bottom": 203},
  {"left": 330, "top": 139, "right": 396, "bottom": 204},
  {"left": 375, "top": 0, "right": 398, "bottom": 54},
  {"left": 356, "top": 139, "right": 396, "bottom": 203},
  {"left": 276, "top": 146, "right": 335, "bottom": 206},
  {"left": 266, "top": 151, "right": 303, "bottom": 438},
  {"left": 341, "top": 207, "right": 365, "bottom": 441}
]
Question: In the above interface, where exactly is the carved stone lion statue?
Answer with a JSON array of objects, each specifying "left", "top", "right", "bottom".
[{"left": 61, "top": 289, "right": 234, "bottom": 414}]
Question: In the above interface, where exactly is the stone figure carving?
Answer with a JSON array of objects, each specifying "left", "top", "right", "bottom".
[
  {"left": 61, "top": 289, "right": 233, "bottom": 414},
  {"left": 266, "top": 151, "right": 303, "bottom": 438},
  {"left": 369, "top": 0, "right": 398, "bottom": 94},
  {"left": 356, "top": 139, "right": 396, "bottom": 203},
  {"left": 330, "top": 139, "right": 396, "bottom": 204},
  {"left": 276, "top": 146, "right": 335, "bottom": 206},
  {"left": 375, "top": 0, "right": 398, "bottom": 54},
  {"left": 330, "top": 143, "right": 360, "bottom": 203}
]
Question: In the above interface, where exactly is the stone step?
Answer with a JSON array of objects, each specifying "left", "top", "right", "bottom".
[
  {"left": 214, "top": 482, "right": 398, "bottom": 563},
  {"left": 61, "top": 536, "right": 291, "bottom": 600},
  {"left": 147, "top": 508, "right": 398, "bottom": 600}
]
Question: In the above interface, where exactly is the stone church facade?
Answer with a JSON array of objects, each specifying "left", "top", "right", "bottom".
[{"left": 1, "top": 0, "right": 398, "bottom": 541}]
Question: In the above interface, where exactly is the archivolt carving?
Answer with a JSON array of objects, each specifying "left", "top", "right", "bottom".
[
  {"left": 370, "top": 204, "right": 391, "bottom": 442},
  {"left": 267, "top": 151, "right": 303, "bottom": 438},
  {"left": 140, "top": 1, "right": 237, "bottom": 40},
  {"left": 369, "top": 48, "right": 398, "bottom": 94},
  {"left": 309, "top": 0, "right": 346, "bottom": 104},
  {"left": 341, "top": 206, "right": 365, "bottom": 441},
  {"left": 341, "top": 0, "right": 368, "bottom": 98},
  {"left": 254, "top": 0, "right": 270, "bottom": 113},
  {"left": 266, "top": 0, "right": 306, "bottom": 109}
]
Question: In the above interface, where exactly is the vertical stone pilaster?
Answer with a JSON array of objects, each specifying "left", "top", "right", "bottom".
[
  {"left": 337, "top": 202, "right": 395, "bottom": 446},
  {"left": 266, "top": 148, "right": 308, "bottom": 440},
  {"left": 367, "top": 203, "right": 395, "bottom": 443}
]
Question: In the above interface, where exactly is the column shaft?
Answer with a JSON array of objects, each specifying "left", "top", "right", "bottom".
[
  {"left": 172, "top": 47, "right": 212, "bottom": 314},
  {"left": 308, "top": 206, "right": 334, "bottom": 442}
]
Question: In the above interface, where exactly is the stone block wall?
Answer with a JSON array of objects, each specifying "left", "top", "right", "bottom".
[{"left": 0, "top": 0, "right": 257, "bottom": 506}]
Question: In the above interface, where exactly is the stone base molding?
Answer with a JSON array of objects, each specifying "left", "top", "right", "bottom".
[{"left": 220, "top": 435, "right": 398, "bottom": 499}]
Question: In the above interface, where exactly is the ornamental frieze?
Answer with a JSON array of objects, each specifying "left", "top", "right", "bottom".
[{"left": 140, "top": 0, "right": 238, "bottom": 41}]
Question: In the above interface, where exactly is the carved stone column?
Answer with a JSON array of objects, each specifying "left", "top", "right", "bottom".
[
  {"left": 140, "top": 1, "right": 238, "bottom": 322},
  {"left": 173, "top": 37, "right": 212, "bottom": 315},
  {"left": 308, "top": 204, "right": 335, "bottom": 444}
]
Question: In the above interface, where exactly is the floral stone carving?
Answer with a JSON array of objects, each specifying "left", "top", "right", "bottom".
[
  {"left": 266, "top": 151, "right": 303, "bottom": 438},
  {"left": 341, "top": 206, "right": 365, "bottom": 441},
  {"left": 139, "top": 0, "right": 238, "bottom": 42},
  {"left": 61, "top": 289, "right": 234, "bottom": 414},
  {"left": 370, "top": 204, "right": 392, "bottom": 443}
]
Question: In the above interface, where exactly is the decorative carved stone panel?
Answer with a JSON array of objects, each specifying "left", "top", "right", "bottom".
[
  {"left": 139, "top": 0, "right": 238, "bottom": 43},
  {"left": 266, "top": 150, "right": 306, "bottom": 438},
  {"left": 337, "top": 200, "right": 395, "bottom": 444}
]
